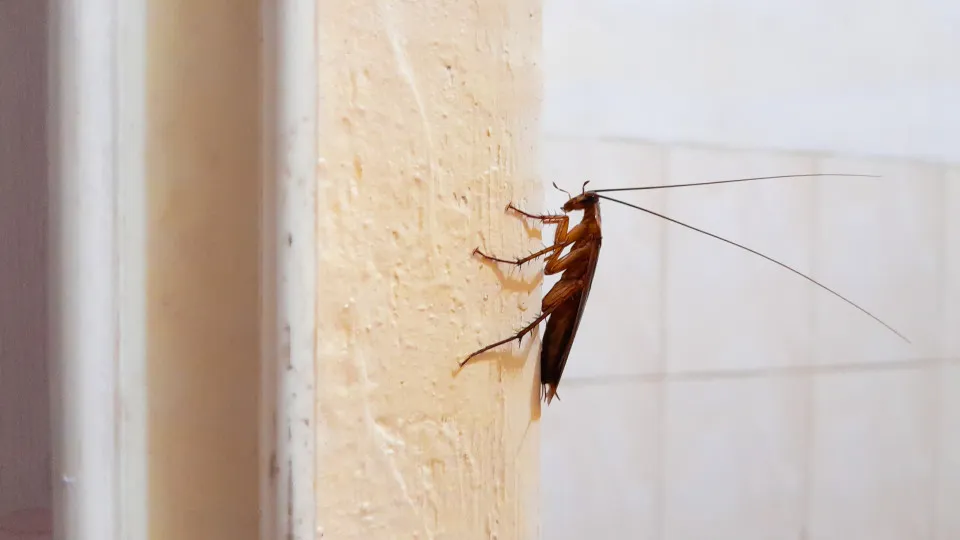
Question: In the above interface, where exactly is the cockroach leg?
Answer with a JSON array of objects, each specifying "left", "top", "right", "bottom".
[
  {"left": 459, "top": 310, "right": 552, "bottom": 368},
  {"left": 461, "top": 273, "right": 584, "bottom": 368},
  {"left": 506, "top": 203, "right": 574, "bottom": 247},
  {"left": 543, "top": 245, "right": 592, "bottom": 275},
  {"left": 506, "top": 204, "right": 567, "bottom": 224},
  {"left": 473, "top": 242, "right": 571, "bottom": 267}
]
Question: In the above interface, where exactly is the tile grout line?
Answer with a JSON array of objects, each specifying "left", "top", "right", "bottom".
[{"left": 562, "top": 356, "right": 960, "bottom": 386}]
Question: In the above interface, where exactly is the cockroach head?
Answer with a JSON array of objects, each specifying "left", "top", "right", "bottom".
[
  {"left": 553, "top": 180, "right": 599, "bottom": 211},
  {"left": 561, "top": 190, "right": 599, "bottom": 212}
]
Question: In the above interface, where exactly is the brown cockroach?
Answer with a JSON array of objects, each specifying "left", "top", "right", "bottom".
[{"left": 459, "top": 174, "right": 909, "bottom": 404}]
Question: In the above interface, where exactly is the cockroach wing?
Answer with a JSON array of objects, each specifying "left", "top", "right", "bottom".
[{"left": 539, "top": 238, "right": 601, "bottom": 403}]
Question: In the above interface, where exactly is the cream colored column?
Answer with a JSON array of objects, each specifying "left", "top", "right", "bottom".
[{"left": 316, "top": 1, "right": 543, "bottom": 539}]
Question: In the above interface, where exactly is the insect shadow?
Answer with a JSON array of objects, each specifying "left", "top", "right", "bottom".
[
  {"left": 451, "top": 237, "right": 543, "bottom": 376},
  {"left": 471, "top": 242, "right": 542, "bottom": 297}
]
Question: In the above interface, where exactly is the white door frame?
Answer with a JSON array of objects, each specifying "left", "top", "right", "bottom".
[
  {"left": 259, "top": 1, "right": 319, "bottom": 539},
  {"left": 47, "top": 1, "right": 147, "bottom": 539},
  {"left": 48, "top": 1, "right": 317, "bottom": 539}
]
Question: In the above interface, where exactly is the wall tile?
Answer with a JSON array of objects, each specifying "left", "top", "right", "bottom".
[
  {"left": 662, "top": 377, "right": 806, "bottom": 540},
  {"left": 540, "top": 137, "right": 665, "bottom": 378},
  {"left": 812, "top": 158, "right": 944, "bottom": 364},
  {"left": 807, "top": 369, "right": 937, "bottom": 540},
  {"left": 541, "top": 381, "right": 660, "bottom": 540},
  {"left": 663, "top": 146, "right": 817, "bottom": 373}
]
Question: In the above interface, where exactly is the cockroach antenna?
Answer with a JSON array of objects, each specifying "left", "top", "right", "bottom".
[
  {"left": 552, "top": 181, "right": 572, "bottom": 199},
  {"left": 590, "top": 173, "right": 880, "bottom": 194}
]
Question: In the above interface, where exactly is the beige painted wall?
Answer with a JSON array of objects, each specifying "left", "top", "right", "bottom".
[
  {"left": 146, "top": 1, "right": 261, "bottom": 539},
  {"left": 316, "top": 0, "right": 543, "bottom": 538}
]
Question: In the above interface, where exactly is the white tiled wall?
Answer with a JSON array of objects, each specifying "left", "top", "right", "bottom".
[
  {"left": 541, "top": 0, "right": 960, "bottom": 163},
  {"left": 539, "top": 0, "right": 960, "bottom": 538},
  {"left": 807, "top": 369, "right": 937, "bottom": 540}
]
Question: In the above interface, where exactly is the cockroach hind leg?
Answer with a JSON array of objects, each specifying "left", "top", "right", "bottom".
[
  {"left": 473, "top": 248, "right": 496, "bottom": 261},
  {"left": 458, "top": 329, "right": 525, "bottom": 369},
  {"left": 515, "top": 327, "right": 531, "bottom": 346},
  {"left": 514, "top": 319, "right": 542, "bottom": 345},
  {"left": 506, "top": 202, "right": 530, "bottom": 214},
  {"left": 459, "top": 311, "right": 550, "bottom": 370},
  {"left": 473, "top": 247, "right": 503, "bottom": 264}
]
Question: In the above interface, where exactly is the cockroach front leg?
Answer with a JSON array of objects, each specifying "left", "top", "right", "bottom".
[
  {"left": 473, "top": 243, "right": 571, "bottom": 267},
  {"left": 472, "top": 207, "right": 586, "bottom": 267},
  {"left": 505, "top": 203, "right": 568, "bottom": 226}
]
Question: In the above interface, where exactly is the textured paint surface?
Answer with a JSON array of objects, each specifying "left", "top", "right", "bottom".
[
  {"left": 146, "top": 1, "right": 261, "bottom": 539},
  {"left": 316, "top": 0, "right": 543, "bottom": 538}
]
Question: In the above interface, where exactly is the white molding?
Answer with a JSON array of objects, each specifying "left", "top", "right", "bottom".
[
  {"left": 48, "top": 1, "right": 118, "bottom": 538},
  {"left": 116, "top": 0, "right": 148, "bottom": 539},
  {"left": 48, "top": 1, "right": 147, "bottom": 539},
  {"left": 260, "top": 1, "right": 319, "bottom": 539}
]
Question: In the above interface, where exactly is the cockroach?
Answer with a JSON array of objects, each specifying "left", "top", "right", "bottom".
[{"left": 459, "top": 174, "right": 909, "bottom": 405}]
